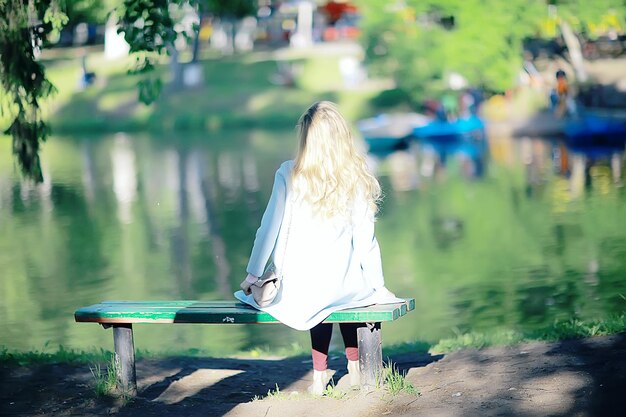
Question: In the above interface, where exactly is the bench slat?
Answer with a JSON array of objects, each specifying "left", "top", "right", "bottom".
[
  {"left": 75, "top": 299, "right": 415, "bottom": 325},
  {"left": 100, "top": 300, "right": 242, "bottom": 307}
]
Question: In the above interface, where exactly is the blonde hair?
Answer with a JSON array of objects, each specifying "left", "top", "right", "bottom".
[{"left": 292, "top": 101, "right": 381, "bottom": 219}]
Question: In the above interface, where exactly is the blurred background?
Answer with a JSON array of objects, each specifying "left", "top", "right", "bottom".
[{"left": 1, "top": 0, "right": 625, "bottom": 356}]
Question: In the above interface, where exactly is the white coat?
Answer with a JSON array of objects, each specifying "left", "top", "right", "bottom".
[{"left": 234, "top": 161, "right": 403, "bottom": 330}]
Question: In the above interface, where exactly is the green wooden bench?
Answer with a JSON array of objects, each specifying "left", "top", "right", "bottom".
[{"left": 75, "top": 299, "right": 415, "bottom": 396}]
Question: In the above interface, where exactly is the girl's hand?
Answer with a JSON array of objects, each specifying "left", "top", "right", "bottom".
[
  {"left": 240, "top": 279, "right": 251, "bottom": 295},
  {"left": 240, "top": 273, "right": 258, "bottom": 295}
]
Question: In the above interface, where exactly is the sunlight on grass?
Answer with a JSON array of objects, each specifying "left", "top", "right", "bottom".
[
  {"left": 335, "top": 90, "right": 379, "bottom": 121},
  {"left": 42, "top": 51, "right": 135, "bottom": 122},
  {"left": 97, "top": 91, "right": 140, "bottom": 112},
  {"left": 429, "top": 314, "right": 626, "bottom": 354},
  {"left": 44, "top": 63, "right": 80, "bottom": 102},
  {"left": 297, "top": 57, "right": 343, "bottom": 92},
  {"left": 430, "top": 330, "right": 525, "bottom": 354},
  {"left": 380, "top": 359, "right": 420, "bottom": 397},
  {"left": 245, "top": 90, "right": 314, "bottom": 119},
  {"left": 239, "top": 341, "right": 307, "bottom": 359},
  {"left": 34, "top": 47, "right": 394, "bottom": 133},
  {"left": 246, "top": 91, "right": 286, "bottom": 112}
]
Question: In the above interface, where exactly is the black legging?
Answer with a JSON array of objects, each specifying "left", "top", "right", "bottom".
[{"left": 309, "top": 322, "right": 366, "bottom": 370}]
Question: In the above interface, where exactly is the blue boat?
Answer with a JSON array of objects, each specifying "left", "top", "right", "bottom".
[
  {"left": 358, "top": 113, "right": 430, "bottom": 152},
  {"left": 412, "top": 115, "right": 485, "bottom": 141},
  {"left": 564, "top": 114, "right": 626, "bottom": 146}
]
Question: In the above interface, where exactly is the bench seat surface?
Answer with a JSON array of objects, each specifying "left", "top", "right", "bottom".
[{"left": 75, "top": 299, "right": 415, "bottom": 325}]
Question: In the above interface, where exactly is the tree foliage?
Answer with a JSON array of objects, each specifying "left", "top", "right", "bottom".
[
  {"left": 202, "top": 0, "right": 256, "bottom": 18},
  {"left": 0, "top": 0, "right": 66, "bottom": 181},
  {"left": 0, "top": 0, "right": 255, "bottom": 182},
  {"left": 358, "top": 0, "right": 626, "bottom": 103},
  {"left": 116, "top": 0, "right": 192, "bottom": 104},
  {"left": 359, "top": 0, "right": 546, "bottom": 102},
  {"left": 547, "top": 0, "right": 626, "bottom": 38},
  {"left": 63, "top": 0, "right": 114, "bottom": 25}
]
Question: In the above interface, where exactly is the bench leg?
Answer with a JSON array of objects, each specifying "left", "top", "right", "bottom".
[
  {"left": 357, "top": 322, "right": 382, "bottom": 389},
  {"left": 113, "top": 324, "right": 137, "bottom": 396}
]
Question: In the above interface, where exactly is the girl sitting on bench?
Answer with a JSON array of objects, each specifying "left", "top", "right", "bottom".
[{"left": 237, "top": 101, "right": 401, "bottom": 395}]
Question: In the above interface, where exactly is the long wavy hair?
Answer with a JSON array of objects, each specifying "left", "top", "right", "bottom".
[{"left": 292, "top": 101, "right": 381, "bottom": 219}]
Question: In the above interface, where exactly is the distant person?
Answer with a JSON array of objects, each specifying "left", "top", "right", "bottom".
[
  {"left": 236, "top": 101, "right": 402, "bottom": 395},
  {"left": 553, "top": 69, "right": 576, "bottom": 118},
  {"left": 77, "top": 54, "right": 96, "bottom": 90}
]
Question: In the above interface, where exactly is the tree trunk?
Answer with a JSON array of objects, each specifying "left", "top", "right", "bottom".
[
  {"left": 560, "top": 21, "right": 587, "bottom": 83},
  {"left": 168, "top": 44, "right": 183, "bottom": 89}
]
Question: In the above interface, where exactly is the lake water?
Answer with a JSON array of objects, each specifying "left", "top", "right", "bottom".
[{"left": 1, "top": 130, "right": 625, "bottom": 356}]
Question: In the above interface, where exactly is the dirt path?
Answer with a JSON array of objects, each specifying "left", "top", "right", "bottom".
[{"left": 1, "top": 333, "right": 625, "bottom": 417}]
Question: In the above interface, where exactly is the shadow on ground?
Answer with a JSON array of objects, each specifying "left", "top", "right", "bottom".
[
  {"left": 3, "top": 334, "right": 626, "bottom": 416},
  {"left": 389, "top": 333, "right": 626, "bottom": 417},
  {"left": 0, "top": 351, "right": 442, "bottom": 417}
]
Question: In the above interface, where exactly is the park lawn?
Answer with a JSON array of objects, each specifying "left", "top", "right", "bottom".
[{"left": 40, "top": 47, "right": 385, "bottom": 134}]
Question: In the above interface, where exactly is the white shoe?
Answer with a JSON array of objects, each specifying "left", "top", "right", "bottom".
[
  {"left": 347, "top": 360, "right": 361, "bottom": 388},
  {"left": 308, "top": 369, "right": 330, "bottom": 396}
]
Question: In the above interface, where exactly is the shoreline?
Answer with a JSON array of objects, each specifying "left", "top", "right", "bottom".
[
  {"left": 486, "top": 107, "right": 626, "bottom": 139},
  {"left": 44, "top": 104, "right": 626, "bottom": 138}
]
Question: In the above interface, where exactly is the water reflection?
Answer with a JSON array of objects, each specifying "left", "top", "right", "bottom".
[
  {"left": 369, "top": 134, "right": 488, "bottom": 190},
  {"left": 111, "top": 134, "right": 138, "bottom": 224},
  {"left": 370, "top": 133, "right": 625, "bottom": 341},
  {"left": 0, "top": 130, "right": 625, "bottom": 353},
  {"left": 385, "top": 147, "right": 420, "bottom": 192}
]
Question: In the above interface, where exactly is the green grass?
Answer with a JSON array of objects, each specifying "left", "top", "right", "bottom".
[
  {"left": 251, "top": 380, "right": 347, "bottom": 401},
  {"left": 322, "top": 378, "right": 347, "bottom": 399},
  {"left": 0, "top": 344, "right": 310, "bottom": 366},
  {"left": 429, "top": 314, "right": 626, "bottom": 353},
  {"left": 252, "top": 383, "right": 298, "bottom": 401},
  {"left": 0, "top": 345, "right": 114, "bottom": 365},
  {"left": 383, "top": 340, "right": 431, "bottom": 357},
  {"left": 34, "top": 47, "right": 386, "bottom": 134},
  {"left": 89, "top": 354, "right": 118, "bottom": 397},
  {"left": 89, "top": 354, "right": 135, "bottom": 402},
  {"left": 237, "top": 341, "right": 309, "bottom": 359},
  {"left": 379, "top": 359, "right": 420, "bottom": 397},
  {"left": 430, "top": 329, "right": 525, "bottom": 353},
  {"left": 531, "top": 314, "right": 626, "bottom": 340}
]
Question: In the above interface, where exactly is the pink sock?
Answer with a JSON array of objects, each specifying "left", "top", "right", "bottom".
[
  {"left": 345, "top": 347, "right": 358, "bottom": 362},
  {"left": 312, "top": 349, "right": 328, "bottom": 371}
]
